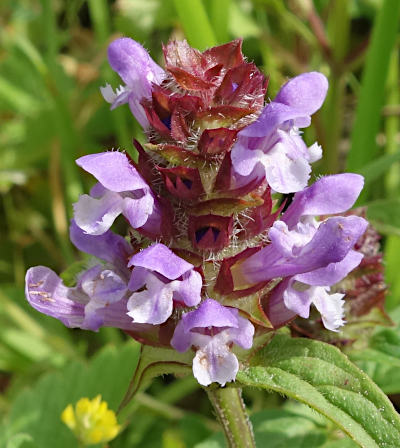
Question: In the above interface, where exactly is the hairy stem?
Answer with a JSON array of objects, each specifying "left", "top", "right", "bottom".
[{"left": 206, "top": 386, "right": 255, "bottom": 448}]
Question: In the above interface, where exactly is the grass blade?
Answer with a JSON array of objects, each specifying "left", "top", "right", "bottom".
[
  {"left": 208, "top": 0, "right": 231, "bottom": 44},
  {"left": 356, "top": 149, "right": 400, "bottom": 186},
  {"left": 172, "top": 0, "right": 217, "bottom": 49},
  {"left": 346, "top": 0, "right": 400, "bottom": 172}
]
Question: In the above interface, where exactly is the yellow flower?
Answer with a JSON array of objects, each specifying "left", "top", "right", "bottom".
[{"left": 61, "top": 395, "right": 120, "bottom": 446}]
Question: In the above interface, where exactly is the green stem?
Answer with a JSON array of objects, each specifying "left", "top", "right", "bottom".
[
  {"left": 320, "top": 0, "right": 349, "bottom": 174},
  {"left": 206, "top": 386, "right": 255, "bottom": 448}
]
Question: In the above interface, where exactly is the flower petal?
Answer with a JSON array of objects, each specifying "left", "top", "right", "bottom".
[
  {"left": 232, "top": 125, "right": 315, "bottom": 194},
  {"left": 127, "top": 274, "right": 173, "bottom": 324},
  {"left": 310, "top": 287, "right": 345, "bottom": 331},
  {"left": 76, "top": 152, "right": 149, "bottom": 192},
  {"left": 308, "top": 142, "right": 323, "bottom": 163},
  {"left": 25, "top": 266, "right": 86, "bottom": 328},
  {"left": 239, "top": 101, "right": 310, "bottom": 138},
  {"left": 267, "top": 220, "right": 316, "bottom": 258},
  {"left": 170, "top": 319, "right": 191, "bottom": 352},
  {"left": 100, "top": 83, "right": 131, "bottom": 110},
  {"left": 128, "top": 266, "right": 149, "bottom": 291},
  {"left": 122, "top": 193, "right": 155, "bottom": 229},
  {"left": 101, "top": 300, "right": 150, "bottom": 331},
  {"left": 80, "top": 266, "right": 127, "bottom": 305},
  {"left": 26, "top": 266, "right": 147, "bottom": 332},
  {"left": 239, "top": 216, "right": 368, "bottom": 284},
  {"left": 181, "top": 299, "right": 239, "bottom": 333},
  {"left": 69, "top": 220, "right": 130, "bottom": 270},
  {"left": 263, "top": 141, "right": 311, "bottom": 193},
  {"left": 235, "top": 72, "right": 327, "bottom": 173},
  {"left": 73, "top": 191, "right": 123, "bottom": 235},
  {"left": 266, "top": 279, "right": 298, "bottom": 328},
  {"left": 274, "top": 72, "right": 328, "bottom": 115},
  {"left": 108, "top": 38, "right": 164, "bottom": 91},
  {"left": 128, "top": 243, "right": 193, "bottom": 280},
  {"left": 170, "top": 270, "right": 202, "bottom": 307},
  {"left": 295, "top": 250, "right": 364, "bottom": 286},
  {"left": 230, "top": 136, "right": 264, "bottom": 176},
  {"left": 283, "top": 173, "right": 365, "bottom": 228},
  {"left": 170, "top": 299, "right": 240, "bottom": 353},
  {"left": 107, "top": 38, "right": 165, "bottom": 128},
  {"left": 192, "top": 339, "right": 239, "bottom": 387},
  {"left": 100, "top": 83, "right": 118, "bottom": 103},
  {"left": 110, "top": 89, "right": 131, "bottom": 110},
  {"left": 283, "top": 280, "right": 313, "bottom": 318},
  {"left": 228, "top": 315, "right": 255, "bottom": 349}
]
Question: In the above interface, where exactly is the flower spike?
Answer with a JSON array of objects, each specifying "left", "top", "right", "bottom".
[{"left": 26, "top": 38, "right": 370, "bottom": 390}]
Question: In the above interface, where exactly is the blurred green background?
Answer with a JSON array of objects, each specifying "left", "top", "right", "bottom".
[{"left": 1, "top": 1, "right": 400, "bottom": 447}]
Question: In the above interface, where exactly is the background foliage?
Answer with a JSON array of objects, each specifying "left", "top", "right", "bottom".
[{"left": 1, "top": 0, "right": 400, "bottom": 446}]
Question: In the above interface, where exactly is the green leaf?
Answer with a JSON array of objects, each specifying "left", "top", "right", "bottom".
[
  {"left": 349, "top": 327, "right": 400, "bottom": 394},
  {"left": 4, "top": 433, "right": 38, "bottom": 448},
  {"left": 60, "top": 259, "right": 88, "bottom": 287},
  {"left": 0, "top": 287, "right": 79, "bottom": 370},
  {"left": 237, "top": 334, "right": 400, "bottom": 448},
  {"left": 323, "top": 440, "right": 359, "bottom": 448},
  {"left": 194, "top": 407, "right": 356, "bottom": 448},
  {"left": 365, "top": 199, "right": 400, "bottom": 236},
  {"left": 179, "top": 414, "right": 213, "bottom": 447},
  {"left": 4, "top": 341, "right": 140, "bottom": 448},
  {"left": 118, "top": 345, "right": 192, "bottom": 412},
  {"left": 356, "top": 362, "right": 400, "bottom": 397},
  {"left": 350, "top": 348, "right": 400, "bottom": 369},
  {"left": 195, "top": 434, "right": 225, "bottom": 448},
  {"left": 356, "top": 150, "right": 400, "bottom": 186},
  {"left": 0, "top": 77, "right": 40, "bottom": 115},
  {"left": 250, "top": 409, "right": 326, "bottom": 447}
]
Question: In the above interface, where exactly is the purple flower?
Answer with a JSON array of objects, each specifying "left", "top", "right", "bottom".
[
  {"left": 272, "top": 279, "right": 346, "bottom": 331},
  {"left": 231, "top": 72, "right": 328, "bottom": 193},
  {"left": 232, "top": 174, "right": 367, "bottom": 330},
  {"left": 101, "top": 38, "right": 165, "bottom": 128},
  {"left": 25, "top": 223, "right": 147, "bottom": 332},
  {"left": 127, "top": 244, "right": 202, "bottom": 324},
  {"left": 171, "top": 299, "right": 254, "bottom": 386},
  {"left": 74, "top": 152, "right": 163, "bottom": 237}
]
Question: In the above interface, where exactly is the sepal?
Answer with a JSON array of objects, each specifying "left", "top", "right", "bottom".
[
  {"left": 214, "top": 152, "right": 264, "bottom": 196},
  {"left": 145, "top": 143, "right": 203, "bottom": 168},
  {"left": 198, "top": 128, "right": 238, "bottom": 156},
  {"left": 158, "top": 166, "right": 205, "bottom": 200},
  {"left": 189, "top": 196, "right": 263, "bottom": 216},
  {"left": 213, "top": 62, "right": 267, "bottom": 112},
  {"left": 188, "top": 214, "right": 233, "bottom": 250},
  {"left": 218, "top": 290, "right": 276, "bottom": 328}
]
